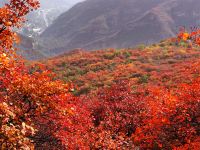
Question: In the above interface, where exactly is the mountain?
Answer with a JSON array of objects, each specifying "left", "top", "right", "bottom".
[
  {"left": 0, "top": 0, "right": 84, "bottom": 59},
  {"left": 18, "top": 0, "right": 85, "bottom": 37},
  {"left": 0, "top": 0, "right": 84, "bottom": 37},
  {"left": 40, "top": 0, "right": 200, "bottom": 56},
  {"left": 15, "top": 34, "right": 46, "bottom": 60}
]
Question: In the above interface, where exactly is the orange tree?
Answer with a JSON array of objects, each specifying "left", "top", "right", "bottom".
[{"left": 0, "top": 0, "right": 93, "bottom": 149}]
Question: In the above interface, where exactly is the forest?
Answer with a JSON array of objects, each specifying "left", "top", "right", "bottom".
[{"left": 0, "top": 0, "right": 199, "bottom": 149}]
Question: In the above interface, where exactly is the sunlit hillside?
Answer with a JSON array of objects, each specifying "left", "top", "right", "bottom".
[{"left": 40, "top": 39, "right": 200, "bottom": 96}]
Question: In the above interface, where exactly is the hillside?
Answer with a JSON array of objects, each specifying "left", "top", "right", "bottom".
[
  {"left": 40, "top": 0, "right": 200, "bottom": 56},
  {"left": 1, "top": 0, "right": 200, "bottom": 149},
  {"left": 39, "top": 39, "right": 200, "bottom": 95},
  {"left": 35, "top": 39, "right": 200, "bottom": 148}
]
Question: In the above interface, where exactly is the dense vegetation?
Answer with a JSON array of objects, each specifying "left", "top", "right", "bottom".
[
  {"left": 0, "top": 0, "right": 93, "bottom": 149},
  {"left": 1, "top": 0, "right": 200, "bottom": 149},
  {"left": 42, "top": 40, "right": 200, "bottom": 96},
  {"left": 39, "top": 38, "right": 200, "bottom": 149}
]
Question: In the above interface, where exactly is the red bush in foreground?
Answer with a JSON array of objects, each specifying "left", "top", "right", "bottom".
[
  {"left": 0, "top": 56, "right": 93, "bottom": 149},
  {"left": 83, "top": 79, "right": 200, "bottom": 149},
  {"left": 0, "top": 0, "right": 93, "bottom": 149},
  {"left": 134, "top": 81, "right": 199, "bottom": 149}
]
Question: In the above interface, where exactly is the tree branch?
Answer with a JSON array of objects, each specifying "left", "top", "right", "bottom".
[{"left": 0, "top": 26, "right": 6, "bottom": 34}]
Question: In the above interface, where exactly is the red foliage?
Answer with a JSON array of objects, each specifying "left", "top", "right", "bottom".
[
  {"left": 1, "top": 0, "right": 200, "bottom": 149},
  {"left": 133, "top": 81, "right": 200, "bottom": 149},
  {"left": 81, "top": 78, "right": 200, "bottom": 149},
  {"left": 177, "top": 26, "right": 200, "bottom": 46},
  {"left": 0, "top": 1, "right": 93, "bottom": 149}
]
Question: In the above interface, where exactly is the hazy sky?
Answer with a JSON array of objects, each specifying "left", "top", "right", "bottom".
[
  {"left": 0, "top": 0, "right": 85, "bottom": 9},
  {"left": 39, "top": 0, "right": 85, "bottom": 9}
]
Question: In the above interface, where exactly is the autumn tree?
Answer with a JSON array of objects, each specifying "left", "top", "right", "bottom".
[
  {"left": 0, "top": 0, "right": 39, "bottom": 148},
  {"left": 0, "top": 1, "right": 93, "bottom": 149},
  {"left": 82, "top": 78, "right": 199, "bottom": 149},
  {"left": 133, "top": 83, "right": 200, "bottom": 149},
  {"left": 177, "top": 26, "right": 200, "bottom": 46}
]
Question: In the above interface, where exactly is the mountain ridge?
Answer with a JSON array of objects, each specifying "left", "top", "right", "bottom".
[{"left": 39, "top": 0, "right": 200, "bottom": 56}]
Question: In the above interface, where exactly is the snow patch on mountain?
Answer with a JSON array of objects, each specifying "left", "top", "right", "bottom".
[{"left": 17, "top": 0, "right": 85, "bottom": 37}]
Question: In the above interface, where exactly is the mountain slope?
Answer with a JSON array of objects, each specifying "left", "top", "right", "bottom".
[
  {"left": 16, "top": 34, "right": 46, "bottom": 60},
  {"left": 39, "top": 39, "right": 200, "bottom": 95},
  {"left": 0, "top": 0, "right": 84, "bottom": 37},
  {"left": 19, "top": 0, "right": 84, "bottom": 37},
  {"left": 40, "top": 0, "right": 200, "bottom": 56},
  {"left": 0, "top": 0, "right": 84, "bottom": 60}
]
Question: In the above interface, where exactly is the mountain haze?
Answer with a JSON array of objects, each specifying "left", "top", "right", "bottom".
[
  {"left": 0, "top": 0, "right": 84, "bottom": 36},
  {"left": 0, "top": 0, "right": 84, "bottom": 59},
  {"left": 40, "top": 0, "right": 200, "bottom": 55},
  {"left": 20, "top": 0, "right": 85, "bottom": 36}
]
